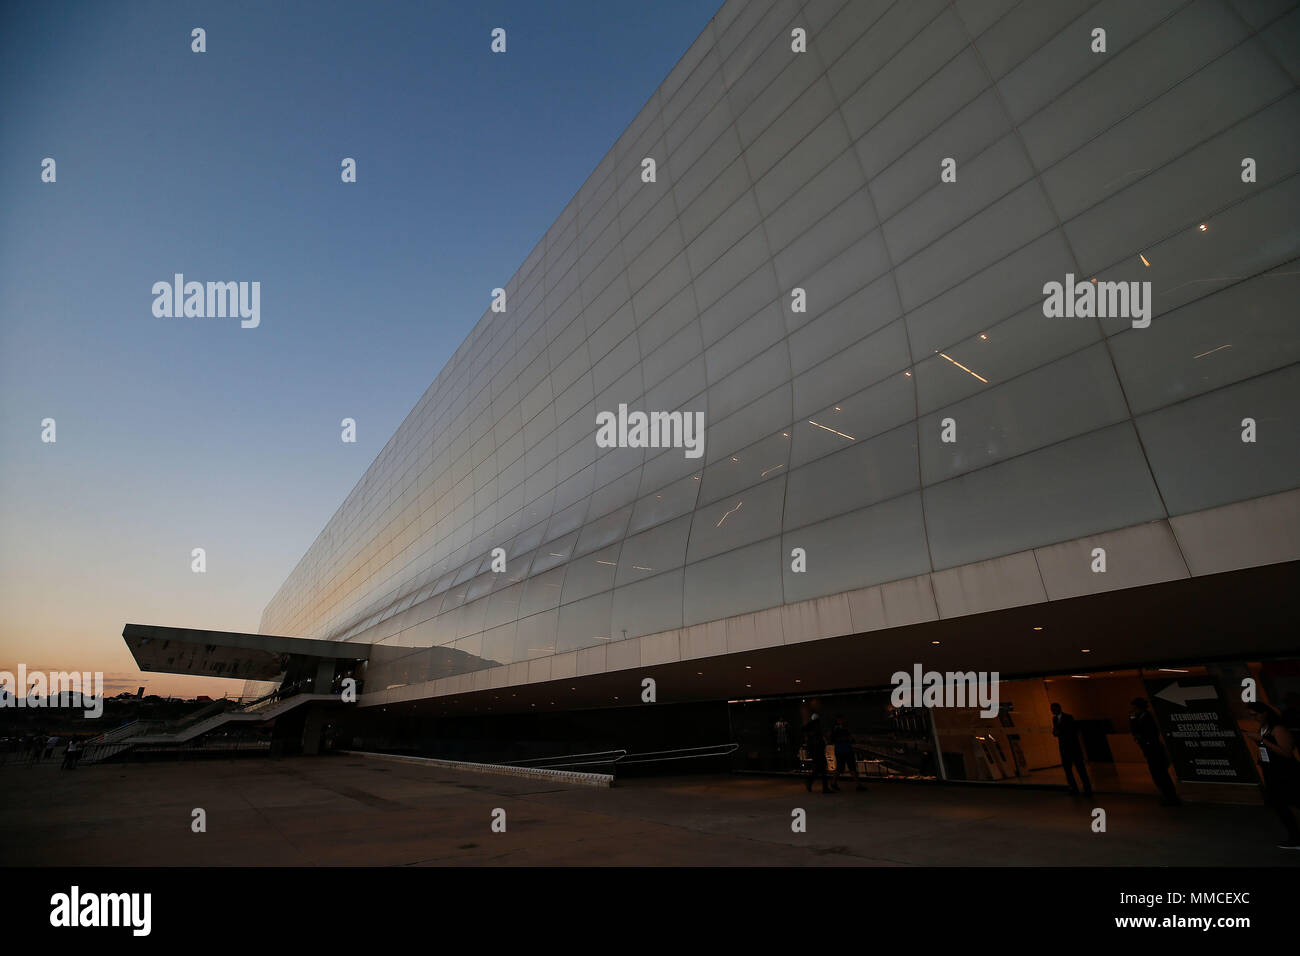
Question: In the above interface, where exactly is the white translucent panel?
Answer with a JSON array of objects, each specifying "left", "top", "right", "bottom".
[
  {"left": 612, "top": 570, "right": 685, "bottom": 640},
  {"left": 827, "top": 0, "right": 947, "bottom": 108},
  {"left": 455, "top": 597, "right": 488, "bottom": 640},
  {"left": 1110, "top": 174, "right": 1300, "bottom": 327},
  {"left": 629, "top": 474, "right": 702, "bottom": 535},
  {"left": 855, "top": 47, "right": 988, "bottom": 180},
  {"left": 904, "top": 229, "right": 1074, "bottom": 358},
  {"left": 480, "top": 623, "right": 517, "bottom": 668},
  {"left": 686, "top": 474, "right": 787, "bottom": 563},
  {"left": 1019, "top": 1, "right": 1248, "bottom": 168},
  {"left": 894, "top": 180, "right": 1056, "bottom": 312},
  {"left": 919, "top": 343, "right": 1129, "bottom": 485},
  {"left": 923, "top": 423, "right": 1165, "bottom": 570},
  {"left": 869, "top": 88, "right": 1008, "bottom": 222},
  {"left": 706, "top": 383, "right": 789, "bottom": 468},
  {"left": 683, "top": 537, "right": 783, "bottom": 626},
  {"left": 707, "top": 343, "right": 790, "bottom": 423},
  {"left": 783, "top": 492, "right": 931, "bottom": 602},
  {"left": 638, "top": 436, "right": 706, "bottom": 497},
  {"left": 784, "top": 423, "right": 919, "bottom": 531},
  {"left": 556, "top": 591, "right": 614, "bottom": 653},
  {"left": 698, "top": 429, "right": 791, "bottom": 506},
  {"left": 786, "top": 266, "right": 899, "bottom": 373},
  {"left": 586, "top": 466, "right": 643, "bottom": 521},
  {"left": 592, "top": 444, "right": 643, "bottom": 492},
  {"left": 514, "top": 609, "right": 559, "bottom": 661},
  {"left": 883, "top": 133, "right": 1034, "bottom": 267},
  {"left": 637, "top": 285, "right": 699, "bottom": 356},
  {"left": 672, "top": 122, "right": 743, "bottom": 213},
  {"left": 575, "top": 507, "right": 632, "bottom": 557},
  {"left": 839, "top": 7, "right": 968, "bottom": 137},
  {"left": 544, "top": 499, "right": 588, "bottom": 544},
  {"left": 753, "top": 111, "right": 851, "bottom": 220},
  {"left": 693, "top": 226, "right": 770, "bottom": 312},
  {"left": 616, "top": 513, "right": 693, "bottom": 587},
  {"left": 687, "top": 189, "right": 763, "bottom": 278},
  {"left": 913, "top": 301, "right": 1101, "bottom": 416},
  {"left": 491, "top": 547, "right": 533, "bottom": 591},
  {"left": 484, "top": 583, "right": 523, "bottom": 631},
  {"left": 560, "top": 544, "right": 621, "bottom": 604},
  {"left": 763, "top": 151, "right": 867, "bottom": 255},
  {"left": 793, "top": 319, "right": 910, "bottom": 420},
  {"left": 1064, "top": 93, "right": 1300, "bottom": 276},
  {"left": 1136, "top": 363, "right": 1300, "bottom": 516},
  {"left": 464, "top": 571, "right": 496, "bottom": 603},
  {"left": 518, "top": 565, "right": 567, "bottom": 618},
  {"left": 973, "top": 0, "right": 1094, "bottom": 78},
  {"left": 998, "top": 0, "right": 1183, "bottom": 122},
  {"left": 1041, "top": 42, "right": 1291, "bottom": 222},
  {"left": 643, "top": 321, "right": 704, "bottom": 389},
  {"left": 1111, "top": 267, "right": 1300, "bottom": 416},
  {"left": 773, "top": 195, "right": 880, "bottom": 292},
  {"left": 531, "top": 532, "right": 578, "bottom": 575},
  {"left": 791, "top": 369, "right": 914, "bottom": 468}
]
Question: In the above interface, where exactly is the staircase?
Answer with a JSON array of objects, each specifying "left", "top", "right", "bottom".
[{"left": 81, "top": 693, "right": 337, "bottom": 764}]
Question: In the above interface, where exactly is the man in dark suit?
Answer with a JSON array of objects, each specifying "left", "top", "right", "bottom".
[
  {"left": 1130, "top": 697, "right": 1181, "bottom": 806},
  {"left": 1050, "top": 702, "right": 1092, "bottom": 797}
]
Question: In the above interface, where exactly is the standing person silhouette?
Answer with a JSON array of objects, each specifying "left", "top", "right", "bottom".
[
  {"left": 802, "top": 713, "right": 832, "bottom": 794},
  {"left": 1050, "top": 702, "right": 1092, "bottom": 797},
  {"left": 1129, "top": 698, "right": 1180, "bottom": 806},
  {"left": 1245, "top": 701, "right": 1300, "bottom": 849},
  {"left": 829, "top": 714, "right": 866, "bottom": 792}
]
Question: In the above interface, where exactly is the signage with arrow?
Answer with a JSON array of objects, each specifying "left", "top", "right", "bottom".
[{"left": 1144, "top": 677, "right": 1257, "bottom": 784}]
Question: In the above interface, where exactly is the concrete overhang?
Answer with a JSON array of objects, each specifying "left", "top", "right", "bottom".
[
  {"left": 121, "top": 623, "right": 370, "bottom": 680},
  {"left": 361, "top": 560, "right": 1300, "bottom": 718}
]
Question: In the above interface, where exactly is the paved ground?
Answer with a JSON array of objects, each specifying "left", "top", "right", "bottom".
[{"left": 2, "top": 755, "right": 1297, "bottom": 866}]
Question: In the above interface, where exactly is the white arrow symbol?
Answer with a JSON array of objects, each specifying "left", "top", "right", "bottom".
[{"left": 1154, "top": 681, "right": 1219, "bottom": 708}]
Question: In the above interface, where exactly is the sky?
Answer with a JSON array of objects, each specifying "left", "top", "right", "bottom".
[{"left": 0, "top": 0, "right": 720, "bottom": 698}]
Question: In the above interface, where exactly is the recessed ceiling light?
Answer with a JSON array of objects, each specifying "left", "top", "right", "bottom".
[
  {"left": 1081, "top": 649, "right": 1091, "bottom": 653},
  {"left": 1198, "top": 223, "right": 1208, "bottom": 232},
  {"left": 931, "top": 640, "right": 941, "bottom": 645},
  {"left": 1033, "top": 626, "right": 1044, "bottom": 631}
]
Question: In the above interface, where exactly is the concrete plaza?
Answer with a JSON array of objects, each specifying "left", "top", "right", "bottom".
[{"left": 2, "top": 755, "right": 1296, "bottom": 866}]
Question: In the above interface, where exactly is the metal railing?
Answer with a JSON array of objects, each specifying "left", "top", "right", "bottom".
[{"left": 613, "top": 743, "right": 739, "bottom": 767}]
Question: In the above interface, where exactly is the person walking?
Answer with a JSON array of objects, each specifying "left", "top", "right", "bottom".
[
  {"left": 1129, "top": 698, "right": 1180, "bottom": 806},
  {"left": 829, "top": 714, "right": 866, "bottom": 791},
  {"left": 802, "top": 713, "right": 832, "bottom": 794},
  {"left": 1050, "top": 702, "right": 1092, "bottom": 797},
  {"left": 1244, "top": 701, "right": 1300, "bottom": 849}
]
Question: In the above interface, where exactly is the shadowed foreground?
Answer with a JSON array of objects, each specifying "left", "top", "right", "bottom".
[{"left": 1, "top": 755, "right": 1296, "bottom": 866}]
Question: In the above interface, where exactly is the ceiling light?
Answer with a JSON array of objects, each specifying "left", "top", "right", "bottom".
[
  {"left": 1033, "top": 626, "right": 1044, "bottom": 631},
  {"left": 1198, "top": 223, "right": 1208, "bottom": 232},
  {"left": 1139, "top": 253, "right": 1150, "bottom": 267}
]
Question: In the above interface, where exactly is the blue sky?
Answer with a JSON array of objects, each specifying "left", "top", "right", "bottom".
[{"left": 0, "top": 0, "right": 719, "bottom": 695}]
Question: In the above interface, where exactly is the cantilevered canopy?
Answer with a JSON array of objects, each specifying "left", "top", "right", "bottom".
[{"left": 121, "top": 623, "right": 370, "bottom": 680}]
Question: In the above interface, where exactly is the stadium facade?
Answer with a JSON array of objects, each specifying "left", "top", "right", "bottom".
[{"left": 246, "top": 0, "right": 1299, "bottom": 787}]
